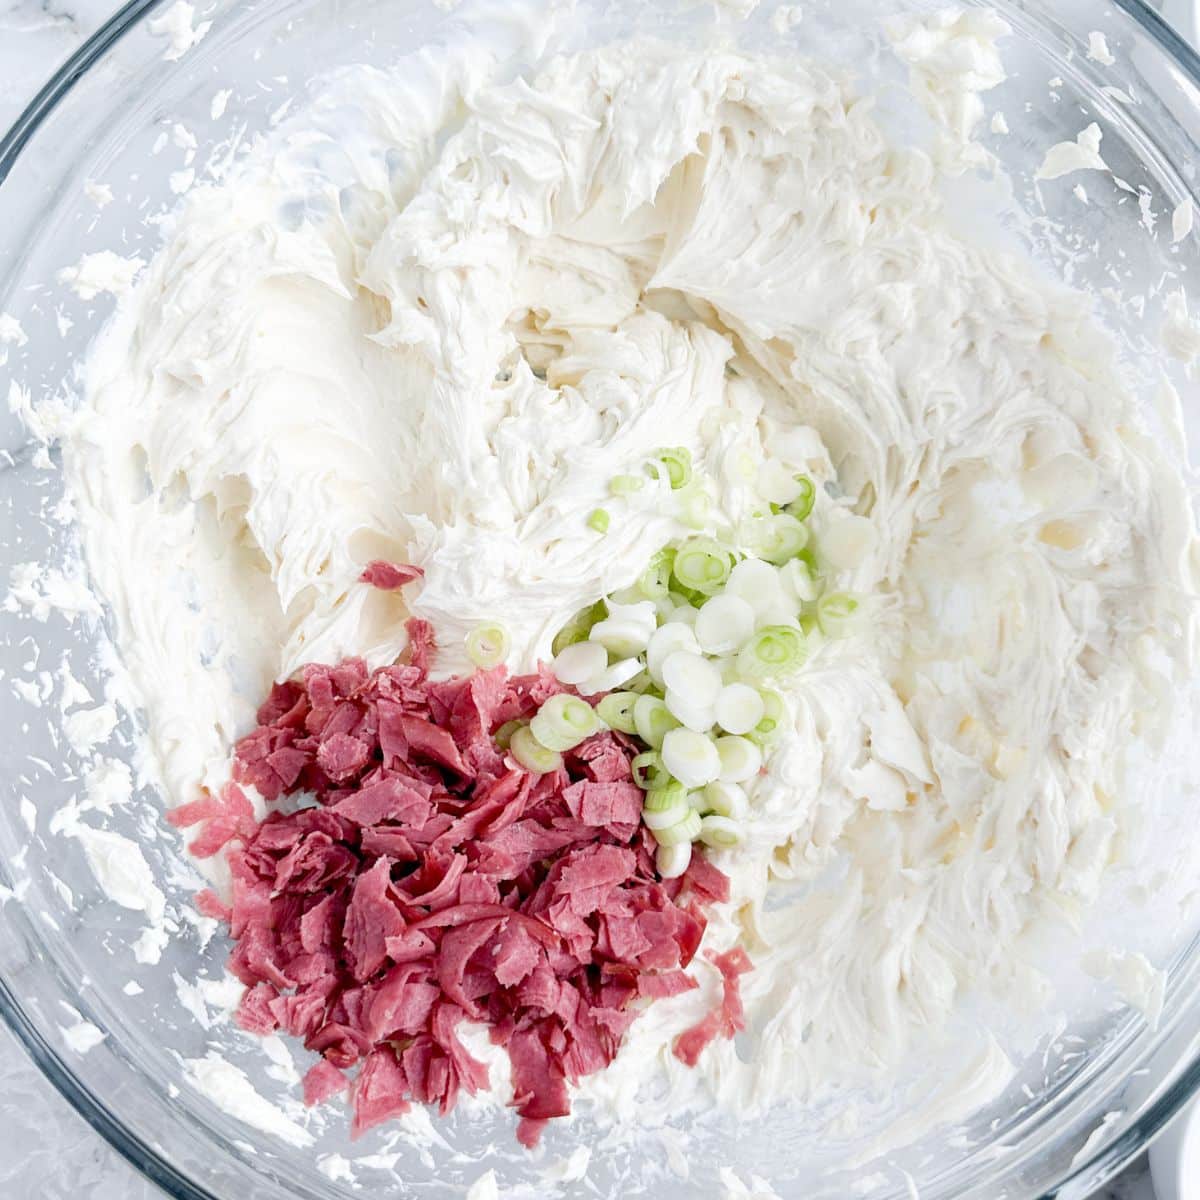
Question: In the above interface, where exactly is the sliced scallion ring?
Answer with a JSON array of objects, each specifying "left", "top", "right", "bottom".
[
  {"left": 530, "top": 693, "right": 599, "bottom": 752},
  {"left": 656, "top": 840, "right": 693, "bottom": 879},
  {"left": 610, "top": 474, "right": 644, "bottom": 497},
  {"left": 817, "top": 591, "right": 860, "bottom": 638},
  {"left": 748, "top": 689, "right": 787, "bottom": 746},
  {"left": 672, "top": 536, "right": 734, "bottom": 596},
  {"left": 736, "top": 624, "right": 807, "bottom": 680},
  {"left": 634, "top": 695, "right": 681, "bottom": 749},
  {"left": 588, "top": 508, "right": 611, "bottom": 534},
  {"left": 654, "top": 447, "right": 693, "bottom": 490},
  {"left": 653, "top": 809, "right": 702, "bottom": 846},
  {"left": 786, "top": 475, "right": 817, "bottom": 522},
  {"left": 465, "top": 621, "right": 511, "bottom": 669},
  {"left": 699, "top": 814, "right": 745, "bottom": 849},
  {"left": 596, "top": 691, "right": 639, "bottom": 734},
  {"left": 493, "top": 719, "right": 524, "bottom": 750},
  {"left": 552, "top": 600, "right": 605, "bottom": 657},
  {"left": 631, "top": 751, "right": 673, "bottom": 791},
  {"left": 638, "top": 548, "right": 675, "bottom": 601},
  {"left": 510, "top": 725, "right": 563, "bottom": 775}
]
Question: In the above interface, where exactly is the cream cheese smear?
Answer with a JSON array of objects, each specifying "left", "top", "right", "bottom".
[{"left": 59, "top": 1, "right": 1199, "bottom": 1147}]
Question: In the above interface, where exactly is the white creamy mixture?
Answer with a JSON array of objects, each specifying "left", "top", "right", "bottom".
[{"left": 62, "top": 3, "right": 1198, "bottom": 1139}]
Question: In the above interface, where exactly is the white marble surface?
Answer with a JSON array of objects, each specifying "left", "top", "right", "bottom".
[{"left": 0, "top": 1, "right": 1176, "bottom": 1198}]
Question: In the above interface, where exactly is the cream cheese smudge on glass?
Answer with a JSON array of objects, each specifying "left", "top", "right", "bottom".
[{"left": 63, "top": 9, "right": 1200, "bottom": 1129}]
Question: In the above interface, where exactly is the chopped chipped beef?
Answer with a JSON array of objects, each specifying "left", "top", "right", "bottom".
[
  {"left": 360, "top": 560, "right": 424, "bottom": 590},
  {"left": 172, "top": 622, "right": 743, "bottom": 1147},
  {"left": 671, "top": 947, "right": 754, "bottom": 1067}
]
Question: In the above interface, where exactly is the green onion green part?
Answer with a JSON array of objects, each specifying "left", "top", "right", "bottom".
[
  {"left": 530, "top": 693, "right": 600, "bottom": 752},
  {"left": 749, "top": 690, "right": 787, "bottom": 745},
  {"left": 653, "top": 809, "right": 702, "bottom": 846},
  {"left": 588, "top": 508, "right": 611, "bottom": 534},
  {"left": 786, "top": 475, "right": 817, "bottom": 522},
  {"left": 655, "top": 447, "right": 693, "bottom": 490},
  {"left": 633, "top": 694, "right": 681, "bottom": 749},
  {"left": 672, "top": 536, "right": 734, "bottom": 596},
  {"left": 510, "top": 725, "right": 563, "bottom": 775},
  {"left": 736, "top": 625, "right": 808, "bottom": 679},
  {"left": 551, "top": 600, "right": 606, "bottom": 657},
  {"left": 465, "top": 621, "right": 510, "bottom": 669},
  {"left": 638, "top": 548, "right": 675, "bottom": 601},
  {"left": 817, "top": 591, "right": 860, "bottom": 638},
  {"left": 610, "top": 474, "right": 644, "bottom": 497},
  {"left": 493, "top": 719, "right": 524, "bottom": 750},
  {"left": 631, "top": 751, "right": 673, "bottom": 791},
  {"left": 596, "top": 691, "right": 640, "bottom": 734}
]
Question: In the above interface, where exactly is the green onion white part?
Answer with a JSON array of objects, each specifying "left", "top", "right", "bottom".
[
  {"left": 664, "top": 688, "right": 717, "bottom": 734},
  {"left": 715, "top": 735, "right": 762, "bottom": 783},
  {"left": 695, "top": 594, "right": 756, "bottom": 654},
  {"left": 661, "top": 652, "right": 722, "bottom": 705},
  {"left": 589, "top": 599, "right": 657, "bottom": 658},
  {"left": 610, "top": 474, "right": 644, "bottom": 496},
  {"left": 715, "top": 682, "right": 764, "bottom": 735},
  {"left": 656, "top": 841, "right": 693, "bottom": 879},
  {"left": 578, "top": 657, "right": 643, "bottom": 696},
  {"left": 817, "top": 591, "right": 860, "bottom": 638},
  {"left": 702, "top": 781, "right": 749, "bottom": 820},
  {"left": 552, "top": 640, "right": 607, "bottom": 686},
  {"left": 662, "top": 728, "right": 722, "bottom": 789},
  {"left": 465, "top": 622, "right": 511, "bottom": 669}
]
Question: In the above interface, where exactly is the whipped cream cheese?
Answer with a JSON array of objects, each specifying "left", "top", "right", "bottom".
[{"left": 61, "top": 2, "right": 1198, "bottom": 1143}]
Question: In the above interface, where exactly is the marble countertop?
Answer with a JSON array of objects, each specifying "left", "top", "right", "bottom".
[{"left": 0, "top": 1, "right": 1175, "bottom": 1198}]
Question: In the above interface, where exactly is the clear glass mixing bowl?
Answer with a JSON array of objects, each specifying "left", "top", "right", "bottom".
[{"left": 2, "top": 0, "right": 1200, "bottom": 1196}]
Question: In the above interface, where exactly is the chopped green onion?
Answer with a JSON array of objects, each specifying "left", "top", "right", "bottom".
[
  {"left": 702, "top": 781, "right": 749, "bottom": 819},
  {"left": 465, "top": 621, "right": 511, "bottom": 669},
  {"left": 597, "top": 691, "right": 639, "bottom": 734},
  {"left": 631, "top": 751, "right": 673, "bottom": 791},
  {"left": 654, "top": 447, "right": 693, "bottom": 490},
  {"left": 510, "top": 725, "right": 563, "bottom": 774},
  {"left": 662, "top": 652, "right": 722, "bottom": 706},
  {"left": 493, "top": 719, "right": 525, "bottom": 750},
  {"left": 779, "top": 557, "right": 817, "bottom": 604},
  {"left": 653, "top": 809, "right": 702, "bottom": 846},
  {"left": 579, "top": 657, "right": 643, "bottom": 697},
  {"left": 530, "top": 693, "right": 599, "bottom": 752},
  {"left": 678, "top": 484, "right": 711, "bottom": 529},
  {"left": 643, "top": 779, "right": 690, "bottom": 812},
  {"left": 715, "top": 682, "right": 765, "bottom": 735},
  {"left": 589, "top": 599, "right": 657, "bottom": 657},
  {"left": 736, "top": 624, "right": 807, "bottom": 679},
  {"left": 744, "top": 513, "right": 809, "bottom": 565},
  {"left": 661, "top": 728, "right": 722, "bottom": 789},
  {"left": 643, "top": 789, "right": 690, "bottom": 831},
  {"left": 672, "top": 536, "right": 734, "bottom": 596},
  {"left": 748, "top": 690, "right": 787, "bottom": 745},
  {"left": 552, "top": 640, "right": 608, "bottom": 686},
  {"left": 715, "top": 735, "right": 762, "bottom": 783},
  {"left": 695, "top": 594, "right": 756, "bottom": 655},
  {"left": 786, "top": 475, "right": 817, "bottom": 522},
  {"left": 656, "top": 841, "right": 693, "bottom": 879},
  {"left": 646, "top": 622, "right": 700, "bottom": 683},
  {"left": 610, "top": 474, "right": 644, "bottom": 497},
  {"left": 634, "top": 695, "right": 681, "bottom": 749},
  {"left": 588, "top": 508, "right": 611, "bottom": 534},
  {"left": 638, "top": 548, "right": 675, "bottom": 601},
  {"left": 699, "top": 814, "right": 745, "bottom": 849},
  {"left": 817, "top": 591, "right": 860, "bottom": 638},
  {"left": 552, "top": 600, "right": 605, "bottom": 657}
]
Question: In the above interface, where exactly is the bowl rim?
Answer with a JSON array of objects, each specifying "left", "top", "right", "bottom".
[{"left": 1, "top": 0, "right": 1199, "bottom": 1196}]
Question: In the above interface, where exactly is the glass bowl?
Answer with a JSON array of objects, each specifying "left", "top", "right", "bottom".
[{"left": 1, "top": 0, "right": 1200, "bottom": 1196}]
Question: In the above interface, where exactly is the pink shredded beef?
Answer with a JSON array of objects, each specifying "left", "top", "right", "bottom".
[{"left": 171, "top": 616, "right": 742, "bottom": 1147}]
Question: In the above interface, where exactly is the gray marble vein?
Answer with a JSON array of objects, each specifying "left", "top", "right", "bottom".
[{"left": 0, "top": 0, "right": 1175, "bottom": 1196}]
